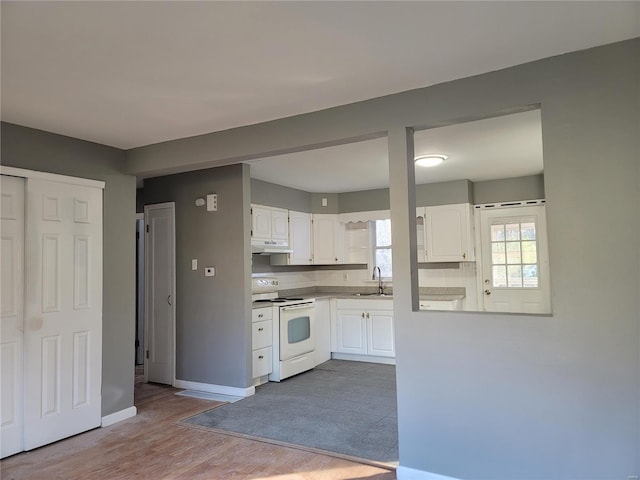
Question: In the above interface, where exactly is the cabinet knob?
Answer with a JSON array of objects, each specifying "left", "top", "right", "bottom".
[
  {"left": 258, "top": 355, "right": 264, "bottom": 359},
  {"left": 366, "top": 312, "right": 370, "bottom": 319},
  {"left": 484, "top": 289, "right": 492, "bottom": 296},
  {"left": 462, "top": 252, "right": 466, "bottom": 259},
  {"left": 335, "top": 257, "right": 338, "bottom": 262},
  {"left": 258, "top": 327, "right": 264, "bottom": 332},
  {"left": 258, "top": 314, "right": 263, "bottom": 318},
  {"left": 361, "top": 312, "right": 365, "bottom": 318}
]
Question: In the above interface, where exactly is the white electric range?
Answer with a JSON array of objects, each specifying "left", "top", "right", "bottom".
[{"left": 251, "top": 277, "right": 316, "bottom": 381}]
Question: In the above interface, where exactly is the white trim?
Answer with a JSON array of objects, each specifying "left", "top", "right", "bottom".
[
  {"left": 338, "top": 209, "right": 390, "bottom": 224},
  {"left": 474, "top": 198, "right": 545, "bottom": 210},
  {"left": 143, "top": 202, "right": 176, "bottom": 385},
  {"left": 396, "top": 466, "right": 460, "bottom": 480},
  {"left": 0, "top": 166, "right": 105, "bottom": 189},
  {"left": 331, "top": 353, "right": 396, "bottom": 365},
  {"left": 174, "top": 379, "right": 255, "bottom": 398},
  {"left": 101, "top": 406, "right": 137, "bottom": 427}
]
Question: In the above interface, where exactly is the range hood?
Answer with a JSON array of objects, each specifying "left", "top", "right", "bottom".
[{"left": 251, "top": 239, "right": 293, "bottom": 255}]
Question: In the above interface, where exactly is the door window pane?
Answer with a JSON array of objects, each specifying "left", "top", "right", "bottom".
[{"left": 490, "top": 217, "right": 541, "bottom": 289}]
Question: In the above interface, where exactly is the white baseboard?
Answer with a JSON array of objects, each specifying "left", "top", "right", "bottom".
[
  {"left": 331, "top": 353, "right": 396, "bottom": 365},
  {"left": 101, "top": 406, "right": 137, "bottom": 427},
  {"left": 396, "top": 466, "right": 460, "bottom": 480},
  {"left": 174, "top": 379, "right": 255, "bottom": 398}
]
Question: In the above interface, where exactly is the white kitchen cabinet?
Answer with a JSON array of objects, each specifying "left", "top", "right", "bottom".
[
  {"left": 312, "top": 214, "right": 342, "bottom": 264},
  {"left": 335, "top": 310, "right": 368, "bottom": 355},
  {"left": 252, "top": 306, "right": 273, "bottom": 382},
  {"left": 343, "top": 221, "right": 370, "bottom": 264},
  {"left": 334, "top": 299, "right": 395, "bottom": 358},
  {"left": 366, "top": 311, "right": 395, "bottom": 357},
  {"left": 422, "top": 203, "right": 475, "bottom": 262},
  {"left": 251, "top": 204, "right": 289, "bottom": 242},
  {"left": 288, "top": 210, "right": 313, "bottom": 264}
]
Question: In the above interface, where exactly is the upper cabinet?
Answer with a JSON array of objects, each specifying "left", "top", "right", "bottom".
[
  {"left": 251, "top": 204, "right": 289, "bottom": 243},
  {"left": 312, "top": 214, "right": 342, "bottom": 264},
  {"left": 288, "top": 210, "right": 313, "bottom": 265},
  {"left": 420, "top": 203, "right": 475, "bottom": 262}
]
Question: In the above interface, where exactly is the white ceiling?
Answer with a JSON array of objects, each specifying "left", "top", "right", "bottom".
[
  {"left": 248, "top": 109, "right": 543, "bottom": 193},
  {"left": 1, "top": 2, "right": 638, "bottom": 150}
]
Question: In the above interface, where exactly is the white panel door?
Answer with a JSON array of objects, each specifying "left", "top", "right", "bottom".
[
  {"left": 23, "top": 178, "right": 103, "bottom": 451},
  {"left": 1, "top": 175, "right": 25, "bottom": 458},
  {"left": 251, "top": 205, "right": 272, "bottom": 240},
  {"left": 270, "top": 207, "right": 289, "bottom": 242},
  {"left": 367, "top": 311, "right": 395, "bottom": 357},
  {"left": 312, "top": 214, "right": 341, "bottom": 264},
  {"left": 479, "top": 205, "right": 551, "bottom": 313},
  {"left": 144, "top": 203, "right": 175, "bottom": 385},
  {"left": 335, "top": 310, "right": 366, "bottom": 354},
  {"left": 289, "top": 211, "right": 312, "bottom": 265},
  {"left": 425, "top": 203, "right": 474, "bottom": 262}
]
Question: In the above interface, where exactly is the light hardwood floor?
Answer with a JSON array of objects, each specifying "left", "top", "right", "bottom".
[{"left": 0, "top": 371, "right": 396, "bottom": 480}]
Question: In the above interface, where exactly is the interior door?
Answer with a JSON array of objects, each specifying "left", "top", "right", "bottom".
[
  {"left": 479, "top": 205, "right": 551, "bottom": 313},
  {"left": 23, "top": 177, "right": 103, "bottom": 451},
  {"left": 144, "top": 203, "right": 175, "bottom": 385},
  {"left": 1, "top": 175, "right": 25, "bottom": 458}
]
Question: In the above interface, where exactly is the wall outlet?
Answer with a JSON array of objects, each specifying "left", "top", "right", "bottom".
[
  {"left": 191, "top": 259, "right": 198, "bottom": 271},
  {"left": 204, "top": 267, "right": 215, "bottom": 277},
  {"left": 206, "top": 193, "right": 217, "bottom": 211}
]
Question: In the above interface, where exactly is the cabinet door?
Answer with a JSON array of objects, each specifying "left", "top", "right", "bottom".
[
  {"left": 270, "top": 207, "right": 289, "bottom": 241},
  {"left": 312, "top": 214, "right": 341, "bottom": 264},
  {"left": 289, "top": 211, "right": 312, "bottom": 265},
  {"left": 424, "top": 203, "right": 474, "bottom": 262},
  {"left": 335, "top": 309, "right": 367, "bottom": 354},
  {"left": 367, "top": 311, "right": 395, "bottom": 357},
  {"left": 251, "top": 205, "right": 272, "bottom": 240}
]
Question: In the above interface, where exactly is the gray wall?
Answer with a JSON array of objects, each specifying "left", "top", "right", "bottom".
[
  {"left": 338, "top": 187, "right": 390, "bottom": 212},
  {"left": 415, "top": 179, "right": 473, "bottom": 207},
  {"left": 142, "top": 164, "right": 252, "bottom": 388},
  {"left": 127, "top": 39, "right": 639, "bottom": 479},
  {"left": 250, "top": 178, "right": 311, "bottom": 212},
  {"left": 1, "top": 122, "right": 136, "bottom": 417},
  {"left": 473, "top": 173, "right": 544, "bottom": 204}
]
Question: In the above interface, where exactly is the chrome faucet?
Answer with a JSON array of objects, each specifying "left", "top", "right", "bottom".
[{"left": 372, "top": 266, "right": 384, "bottom": 295}]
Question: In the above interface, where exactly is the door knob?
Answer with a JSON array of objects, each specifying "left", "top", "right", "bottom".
[{"left": 484, "top": 289, "right": 491, "bottom": 296}]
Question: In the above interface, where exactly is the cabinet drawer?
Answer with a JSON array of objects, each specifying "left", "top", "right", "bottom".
[
  {"left": 252, "top": 347, "right": 272, "bottom": 378},
  {"left": 252, "top": 320, "right": 272, "bottom": 350},
  {"left": 252, "top": 307, "right": 272, "bottom": 323}
]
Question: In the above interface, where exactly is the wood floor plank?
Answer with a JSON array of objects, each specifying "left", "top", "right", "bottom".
[{"left": 0, "top": 377, "right": 396, "bottom": 480}]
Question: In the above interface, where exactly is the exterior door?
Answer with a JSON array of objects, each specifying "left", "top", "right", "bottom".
[
  {"left": 1, "top": 175, "right": 25, "bottom": 458},
  {"left": 23, "top": 177, "right": 103, "bottom": 451},
  {"left": 479, "top": 205, "right": 551, "bottom": 313},
  {"left": 144, "top": 203, "right": 175, "bottom": 385}
]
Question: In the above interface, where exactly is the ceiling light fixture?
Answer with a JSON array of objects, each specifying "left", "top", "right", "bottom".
[{"left": 415, "top": 154, "right": 447, "bottom": 167}]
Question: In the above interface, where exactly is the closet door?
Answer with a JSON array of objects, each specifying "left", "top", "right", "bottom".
[
  {"left": 1, "top": 175, "right": 25, "bottom": 458},
  {"left": 23, "top": 178, "right": 103, "bottom": 451}
]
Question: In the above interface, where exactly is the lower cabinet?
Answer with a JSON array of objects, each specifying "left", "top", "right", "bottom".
[
  {"left": 252, "top": 307, "right": 273, "bottom": 382},
  {"left": 334, "top": 300, "right": 395, "bottom": 358}
]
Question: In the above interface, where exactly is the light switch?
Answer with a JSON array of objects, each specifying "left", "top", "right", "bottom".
[
  {"left": 191, "top": 259, "right": 198, "bottom": 271},
  {"left": 204, "top": 267, "right": 215, "bottom": 277},
  {"left": 207, "top": 194, "right": 217, "bottom": 211},
  {"left": 321, "top": 197, "right": 328, "bottom": 207}
]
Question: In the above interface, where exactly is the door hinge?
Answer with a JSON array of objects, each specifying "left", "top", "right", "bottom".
[
  {"left": 250, "top": 229, "right": 253, "bottom": 236},
  {"left": 146, "top": 350, "right": 149, "bottom": 359},
  {"left": 146, "top": 224, "right": 149, "bottom": 233}
]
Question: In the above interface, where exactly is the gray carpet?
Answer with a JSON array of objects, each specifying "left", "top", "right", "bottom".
[{"left": 182, "top": 360, "right": 398, "bottom": 464}]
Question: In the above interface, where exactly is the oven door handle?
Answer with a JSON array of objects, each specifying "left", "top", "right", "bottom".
[{"left": 280, "top": 303, "right": 315, "bottom": 312}]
